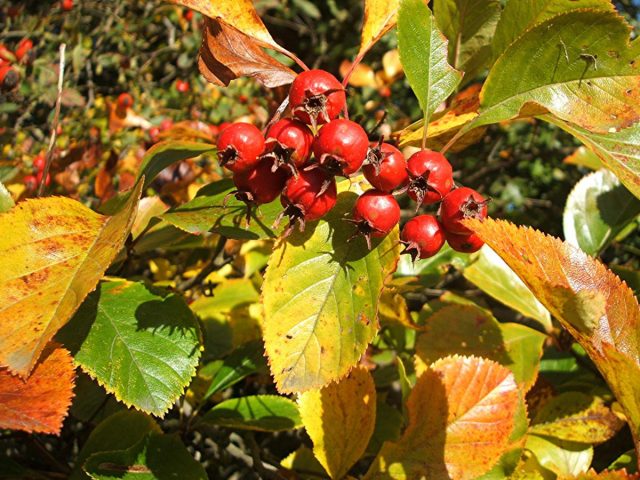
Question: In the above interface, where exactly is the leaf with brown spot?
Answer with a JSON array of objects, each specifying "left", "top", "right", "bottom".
[
  {"left": 366, "top": 355, "right": 520, "bottom": 480},
  {"left": 199, "top": 18, "right": 296, "bottom": 88},
  {"left": 0, "top": 346, "right": 75, "bottom": 434},
  {"left": 298, "top": 367, "right": 376, "bottom": 479},
  {"left": 465, "top": 218, "right": 640, "bottom": 458},
  {"left": 0, "top": 181, "right": 143, "bottom": 377}
]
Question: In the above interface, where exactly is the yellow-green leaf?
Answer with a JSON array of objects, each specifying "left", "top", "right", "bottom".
[
  {"left": 359, "top": 0, "right": 399, "bottom": 60},
  {"left": 298, "top": 367, "right": 376, "bottom": 479},
  {"left": 0, "top": 181, "right": 142, "bottom": 377}
]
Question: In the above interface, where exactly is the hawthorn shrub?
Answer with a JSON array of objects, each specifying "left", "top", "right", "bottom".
[{"left": 1, "top": 1, "right": 640, "bottom": 479}]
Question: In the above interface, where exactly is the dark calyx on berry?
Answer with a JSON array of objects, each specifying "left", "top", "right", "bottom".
[
  {"left": 289, "top": 70, "right": 346, "bottom": 127},
  {"left": 312, "top": 119, "right": 369, "bottom": 177},
  {"left": 216, "top": 122, "right": 265, "bottom": 173},
  {"left": 264, "top": 119, "right": 314, "bottom": 174},
  {"left": 348, "top": 190, "right": 400, "bottom": 250},
  {"left": 363, "top": 141, "right": 409, "bottom": 193},
  {"left": 400, "top": 215, "right": 445, "bottom": 261},
  {"left": 406, "top": 149, "right": 453, "bottom": 209}
]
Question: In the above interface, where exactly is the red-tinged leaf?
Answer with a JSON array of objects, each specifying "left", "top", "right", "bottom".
[
  {"left": 465, "top": 218, "right": 640, "bottom": 458},
  {"left": 199, "top": 18, "right": 296, "bottom": 88},
  {"left": 0, "top": 346, "right": 75, "bottom": 435},
  {"left": 366, "top": 355, "right": 520, "bottom": 480}
]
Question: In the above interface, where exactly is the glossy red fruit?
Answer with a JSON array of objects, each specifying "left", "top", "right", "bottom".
[
  {"left": 312, "top": 119, "right": 369, "bottom": 176},
  {"left": 232, "top": 159, "right": 289, "bottom": 205},
  {"left": 15, "top": 38, "right": 33, "bottom": 62},
  {"left": 406, "top": 150, "right": 453, "bottom": 207},
  {"left": 61, "top": 0, "right": 73, "bottom": 11},
  {"left": 23, "top": 175, "right": 37, "bottom": 191},
  {"left": 217, "top": 122, "right": 265, "bottom": 173},
  {"left": 350, "top": 190, "right": 400, "bottom": 249},
  {"left": 148, "top": 127, "right": 161, "bottom": 143},
  {"left": 184, "top": 9, "right": 194, "bottom": 21},
  {"left": 159, "top": 118, "right": 174, "bottom": 131},
  {"left": 219, "top": 121, "right": 231, "bottom": 133},
  {"left": 117, "top": 92, "right": 133, "bottom": 110},
  {"left": 33, "top": 154, "right": 46, "bottom": 171},
  {"left": 265, "top": 118, "right": 314, "bottom": 171},
  {"left": 175, "top": 79, "right": 190, "bottom": 93},
  {"left": 446, "top": 231, "right": 484, "bottom": 253},
  {"left": 400, "top": 215, "right": 445, "bottom": 260},
  {"left": 363, "top": 142, "right": 408, "bottom": 192},
  {"left": 36, "top": 170, "right": 51, "bottom": 187},
  {"left": 0, "top": 65, "right": 19, "bottom": 91},
  {"left": 289, "top": 69, "right": 346, "bottom": 127},
  {"left": 279, "top": 169, "right": 337, "bottom": 233},
  {"left": 440, "top": 187, "right": 488, "bottom": 235}
]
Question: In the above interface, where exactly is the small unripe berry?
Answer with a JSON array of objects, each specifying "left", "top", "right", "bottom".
[
  {"left": 217, "top": 122, "right": 265, "bottom": 173},
  {"left": 363, "top": 142, "right": 408, "bottom": 192},
  {"left": 440, "top": 187, "right": 488, "bottom": 235},
  {"left": 312, "top": 119, "right": 369, "bottom": 176},
  {"left": 289, "top": 70, "right": 346, "bottom": 127},
  {"left": 400, "top": 215, "right": 445, "bottom": 260},
  {"left": 406, "top": 150, "right": 453, "bottom": 207}
]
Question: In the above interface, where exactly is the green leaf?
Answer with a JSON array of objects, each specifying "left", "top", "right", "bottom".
[
  {"left": 57, "top": 280, "right": 201, "bottom": 416},
  {"left": 609, "top": 449, "right": 638, "bottom": 473},
  {"left": 262, "top": 191, "right": 400, "bottom": 393},
  {"left": 492, "top": 0, "right": 615, "bottom": 60},
  {"left": 433, "top": 0, "right": 501, "bottom": 80},
  {"left": 161, "top": 179, "right": 281, "bottom": 239},
  {"left": 525, "top": 435, "right": 593, "bottom": 477},
  {"left": 0, "top": 181, "right": 14, "bottom": 213},
  {"left": 201, "top": 395, "right": 302, "bottom": 432},
  {"left": 398, "top": 0, "right": 462, "bottom": 124},
  {"left": 463, "top": 246, "right": 552, "bottom": 332},
  {"left": 530, "top": 392, "right": 624, "bottom": 444},
  {"left": 563, "top": 169, "right": 640, "bottom": 256},
  {"left": 84, "top": 433, "right": 207, "bottom": 479},
  {"left": 545, "top": 116, "right": 640, "bottom": 201},
  {"left": 70, "top": 410, "right": 160, "bottom": 480},
  {"left": 473, "top": 10, "right": 640, "bottom": 134},
  {"left": 204, "top": 340, "right": 266, "bottom": 399},
  {"left": 395, "top": 242, "right": 469, "bottom": 282},
  {"left": 101, "top": 141, "right": 215, "bottom": 214}
]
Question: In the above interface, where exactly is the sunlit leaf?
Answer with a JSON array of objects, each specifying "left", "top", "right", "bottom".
[
  {"left": 262, "top": 191, "right": 400, "bottom": 393},
  {"left": 298, "top": 367, "right": 376, "bottom": 479},
  {"left": 358, "top": 0, "right": 399, "bottom": 60},
  {"left": 366, "top": 356, "right": 520, "bottom": 480},
  {"left": 563, "top": 169, "right": 640, "bottom": 256},
  {"left": 0, "top": 180, "right": 142, "bottom": 377},
  {"left": 0, "top": 181, "right": 14, "bottom": 213},
  {"left": 201, "top": 395, "right": 302, "bottom": 432},
  {"left": 564, "top": 146, "right": 604, "bottom": 170},
  {"left": 525, "top": 435, "right": 593, "bottom": 477},
  {"left": 0, "top": 346, "right": 74, "bottom": 435}
]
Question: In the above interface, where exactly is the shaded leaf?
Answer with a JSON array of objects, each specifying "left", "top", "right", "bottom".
[
  {"left": 199, "top": 18, "right": 296, "bottom": 88},
  {"left": 84, "top": 433, "right": 207, "bottom": 479},
  {"left": 563, "top": 169, "right": 640, "bottom": 256},
  {"left": 281, "top": 446, "right": 328, "bottom": 479},
  {"left": 358, "top": 0, "right": 399, "bottom": 60},
  {"left": 564, "top": 146, "right": 604, "bottom": 170},
  {"left": 298, "top": 367, "right": 376, "bottom": 479},
  {"left": 0, "top": 346, "right": 74, "bottom": 435},
  {"left": 466, "top": 218, "right": 640, "bottom": 458},
  {"left": 0, "top": 180, "right": 142, "bottom": 377},
  {"left": 463, "top": 246, "right": 552, "bottom": 331},
  {"left": 397, "top": 0, "right": 463, "bottom": 125},
  {"left": 57, "top": 280, "right": 201, "bottom": 417},
  {"left": 204, "top": 340, "right": 266, "bottom": 399},
  {"left": 262, "top": 191, "right": 400, "bottom": 393},
  {"left": 366, "top": 356, "right": 520, "bottom": 480},
  {"left": 526, "top": 435, "right": 593, "bottom": 477},
  {"left": 201, "top": 395, "right": 302, "bottom": 432}
]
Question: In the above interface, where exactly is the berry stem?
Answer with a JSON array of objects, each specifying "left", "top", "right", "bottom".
[
  {"left": 279, "top": 47, "right": 310, "bottom": 72},
  {"left": 421, "top": 112, "right": 429, "bottom": 151},
  {"left": 262, "top": 97, "right": 290, "bottom": 136}
]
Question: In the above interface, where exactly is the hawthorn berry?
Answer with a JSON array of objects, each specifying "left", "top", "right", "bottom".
[
  {"left": 406, "top": 150, "right": 453, "bottom": 207},
  {"left": 175, "top": 79, "right": 190, "bottom": 93},
  {"left": 23, "top": 175, "right": 37, "bottom": 191},
  {"left": 15, "top": 38, "right": 33, "bottom": 62},
  {"left": 117, "top": 93, "right": 134, "bottom": 110},
  {"left": 363, "top": 142, "right": 408, "bottom": 192},
  {"left": 264, "top": 118, "right": 314, "bottom": 172},
  {"left": 279, "top": 169, "right": 337, "bottom": 233},
  {"left": 33, "top": 154, "right": 46, "bottom": 171},
  {"left": 446, "top": 231, "right": 484, "bottom": 253},
  {"left": 312, "top": 119, "right": 369, "bottom": 176},
  {"left": 148, "top": 126, "right": 161, "bottom": 143},
  {"left": 184, "top": 9, "right": 194, "bottom": 21},
  {"left": 0, "top": 64, "right": 19, "bottom": 92},
  {"left": 289, "top": 69, "right": 346, "bottom": 127},
  {"left": 36, "top": 170, "right": 51, "bottom": 187},
  {"left": 159, "top": 118, "right": 174, "bottom": 131},
  {"left": 440, "top": 187, "right": 488, "bottom": 235},
  {"left": 400, "top": 215, "right": 445, "bottom": 260},
  {"left": 349, "top": 190, "right": 400, "bottom": 249},
  {"left": 217, "top": 122, "right": 265, "bottom": 173},
  {"left": 232, "top": 159, "right": 289, "bottom": 206},
  {"left": 61, "top": 0, "right": 73, "bottom": 11}
]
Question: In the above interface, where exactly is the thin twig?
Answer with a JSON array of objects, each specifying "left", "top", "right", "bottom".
[
  {"left": 246, "top": 433, "right": 285, "bottom": 480},
  {"left": 176, "top": 236, "right": 228, "bottom": 292},
  {"left": 38, "top": 43, "right": 66, "bottom": 197}
]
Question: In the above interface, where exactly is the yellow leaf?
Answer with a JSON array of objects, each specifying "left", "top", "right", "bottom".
[
  {"left": 0, "top": 181, "right": 142, "bottom": 377},
  {"left": 298, "top": 367, "right": 376, "bottom": 479},
  {"left": 339, "top": 60, "right": 378, "bottom": 88},
  {"left": 359, "top": 0, "right": 399, "bottom": 59}
]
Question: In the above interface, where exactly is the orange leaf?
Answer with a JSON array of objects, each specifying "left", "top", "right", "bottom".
[
  {"left": 567, "top": 470, "right": 640, "bottom": 480},
  {"left": 359, "top": 0, "right": 399, "bottom": 60},
  {"left": 466, "top": 218, "right": 640, "bottom": 453},
  {"left": 339, "top": 60, "right": 378, "bottom": 88},
  {"left": 366, "top": 355, "right": 519, "bottom": 480},
  {"left": 108, "top": 103, "right": 152, "bottom": 134},
  {"left": 0, "top": 346, "right": 75, "bottom": 435},
  {"left": 199, "top": 18, "right": 296, "bottom": 88}
]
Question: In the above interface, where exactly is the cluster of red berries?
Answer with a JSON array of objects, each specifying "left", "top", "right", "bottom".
[
  {"left": 215, "top": 69, "right": 488, "bottom": 255},
  {"left": 23, "top": 153, "right": 51, "bottom": 191},
  {"left": 0, "top": 38, "right": 33, "bottom": 92}
]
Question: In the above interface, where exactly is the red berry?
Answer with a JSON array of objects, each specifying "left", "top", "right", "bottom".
[
  {"left": 279, "top": 169, "right": 337, "bottom": 233},
  {"left": 440, "top": 187, "right": 488, "bottom": 235},
  {"left": 61, "top": 0, "right": 73, "bottom": 11},
  {"left": 0, "top": 65, "right": 19, "bottom": 91},
  {"left": 175, "top": 79, "right": 190, "bottom": 93},
  {"left": 406, "top": 150, "right": 453, "bottom": 207},
  {"left": 232, "top": 159, "right": 288, "bottom": 205},
  {"left": 350, "top": 190, "right": 400, "bottom": 249},
  {"left": 312, "top": 119, "right": 369, "bottom": 176},
  {"left": 400, "top": 215, "right": 445, "bottom": 260},
  {"left": 149, "top": 127, "right": 161, "bottom": 143},
  {"left": 217, "top": 122, "right": 265, "bottom": 173},
  {"left": 160, "top": 118, "right": 174, "bottom": 131},
  {"left": 363, "top": 142, "right": 408, "bottom": 192},
  {"left": 446, "top": 231, "right": 484, "bottom": 253},
  {"left": 265, "top": 118, "right": 314, "bottom": 171},
  {"left": 117, "top": 92, "right": 133, "bottom": 110},
  {"left": 184, "top": 9, "right": 194, "bottom": 21},
  {"left": 36, "top": 170, "right": 51, "bottom": 187},
  {"left": 15, "top": 38, "right": 33, "bottom": 62},
  {"left": 33, "top": 154, "right": 46, "bottom": 171},
  {"left": 208, "top": 124, "right": 219, "bottom": 137},
  {"left": 289, "top": 69, "right": 346, "bottom": 127},
  {"left": 24, "top": 175, "right": 37, "bottom": 191},
  {"left": 219, "top": 122, "right": 231, "bottom": 133}
]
